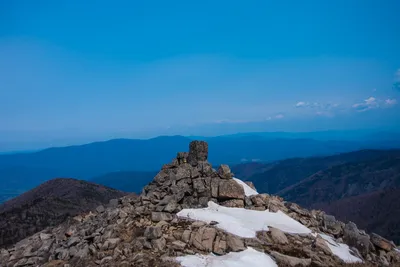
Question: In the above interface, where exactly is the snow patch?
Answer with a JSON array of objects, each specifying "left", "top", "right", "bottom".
[
  {"left": 176, "top": 247, "right": 278, "bottom": 267},
  {"left": 233, "top": 178, "right": 258, "bottom": 196},
  {"left": 177, "top": 201, "right": 311, "bottom": 238},
  {"left": 319, "top": 233, "right": 362, "bottom": 263}
]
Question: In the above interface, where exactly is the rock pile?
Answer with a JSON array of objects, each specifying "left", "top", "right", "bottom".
[{"left": 0, "top": 141, "right": 399, "bottom": 267}]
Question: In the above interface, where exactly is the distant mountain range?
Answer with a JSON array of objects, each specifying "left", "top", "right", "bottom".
[
  {"left": 1, "top": 132, "right": 400, "bottom": 204},
  {"left": 90, "top": 171, "right": 157, "bottom": 193}
]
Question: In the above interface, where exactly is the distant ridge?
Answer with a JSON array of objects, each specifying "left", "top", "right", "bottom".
[{"left": 1, "top": 135, "right": 375, "bottom": 203}]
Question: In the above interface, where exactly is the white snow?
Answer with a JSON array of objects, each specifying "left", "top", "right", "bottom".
[
  {"left": 177, "top": 201, "right": 311, "bottom": 238},
  {"left": 176, "top": 247, "right": 278, "bottom": 267},
  {"left": 319, "top": 233, "right": 362, "bottom": 263},
  {"left": 233, "top": 178, "right": 258, "bottom": 196}
]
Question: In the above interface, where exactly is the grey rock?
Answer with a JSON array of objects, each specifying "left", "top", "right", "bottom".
[
  {"left": 39, "top": 232, "right": 52, "bottom": 240},
  {"left": 270, "top": 251, "right": 311, "bottom": 266},
  {"left": 67, "top": 236, "right": 81, "bottom": 247},
  {"left": 226, "top": 234, "right": 246, "bottom": 252},
  {"left": 69, "top": 246, "right": 79, "bottom": 258},
  {"left": 0, "top": 249, "right": 9, "bottom": 262},
  {"left": 144, "top": 226, "right": 163, "bottom": 240},
  {"left": 101, "top": 256, "right": 113, "bottom": 264},
  {"left": 174, "top": 166, "right": 191, "bottom": 181},
  {"left": 218, "top": 164, "right": 232, "bottom": 179},
  {"left": 213, "top": 236, "right": 227, "bottom": 255},
  {"left": 315, "top": 236, "right": 332, "bottom": 255},
  {"left": 244, "top": 197, "right": 253, "bottom": 207},
  {"left": 218, "top": 179, "right": 245, "bottom": 200},
  {"left": 323, "top": 214, "right": 343, "bottom": 235},
  {"left": 251, "top": 194, "right": 269, "bottom": 207},
  {"left": 193, "top": 178, "right": 208, "bottom": 195},
  {"left": 109, "top": 199, "right": 119, "bottom": 208},
  {"left": 220, "top": 199, "right": 244, "bottom": 208},
  {"left": 96, "top": 205, "right": 105, "bottom": 213},
  {"left": 269, "top": 227, "right": 288, "bottom": 244},
  {"left": 187, "top": 140, "right": 208, "bottom": 166},
  {"left": 105, "top": 238, "right": 121, "bottom": 250},
  {"left": 197, "top": 161, "right": 214, "bottom": 177},
  {"left": 211, "top": 178, "right": 219, "bottom": 198},
  {"left": 151, "top": 212, "right": 173, "bottom": 222},
  {"left": 192, "top": 227, "right": 216, "bottom": 252},
  {"left": 343, "top": 222, "right": 374, "bottom": 257},
  {"left": 371, "top": 233, "right": 395, "bottom": 252},
  {"left": 164, "top": 200, "right": 178, "bottom": 213},
  {"left": 181, "top": 230, "right": 192, "bottom": 243},
  {"left": 56, "top": 248, "right": 70, "bottom": 260},
  {"left": 171, "top": 240, "right": 187, "bottom": 251},
  {"left": 151, "top": 237, "right": 166, "bottom": 251}
]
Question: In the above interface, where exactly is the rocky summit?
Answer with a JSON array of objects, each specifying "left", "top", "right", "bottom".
[{"left": 1, "top": 141, "right": 399, "bottom": 267}]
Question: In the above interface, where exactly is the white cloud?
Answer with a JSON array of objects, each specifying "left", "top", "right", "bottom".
[
  {"left": 295, "top": 101, "right": 307, "bottom": 107},
  {"left": 385, "top": 98, "right": 397, "bottom": 106},
  {"left": 275, "top": 114, "right": 284, "bottom": 119},
  {"left": 352, "top": 96, "right": 379, "bottom": 112},
  {"left": 352, "top": 97, "right": 397, "bottom": 112},
  {"left": 295, "top": 102, "right": 320, "bottom": 108}
]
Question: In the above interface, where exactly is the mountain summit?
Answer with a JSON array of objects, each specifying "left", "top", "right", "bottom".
[{"left": 1, "top": 141, "right": 399, "bottom": 267}]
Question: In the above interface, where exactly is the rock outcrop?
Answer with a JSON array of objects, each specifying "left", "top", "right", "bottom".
[{"left": 0, "top": 141, "right": 399, "bottom": 267}]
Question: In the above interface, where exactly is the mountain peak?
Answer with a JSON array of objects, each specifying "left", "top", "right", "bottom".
[{"left": 1, "top": 141, "right": 399, "bottom": 267}]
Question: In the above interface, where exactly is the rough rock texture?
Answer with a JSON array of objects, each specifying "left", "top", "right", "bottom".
[{"left": 0, "top": 141, "right": 399, "bottom": 267}]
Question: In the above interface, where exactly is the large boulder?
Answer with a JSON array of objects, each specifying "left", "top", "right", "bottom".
[
  {"left": 191, "top": 227, "right": 216, "bottom": 252},
  {"left": 218, "top": 165, "right": 233, "bottom": 179},
  {"left": 218, "top": 180, "right": 245, "bottom": 200},
  {"left": 322, "top": 214, "right": 343, "bottom": 235},
  {"left": 270, "top": 251, "right": 311, "bottom": 266},
  {"left": 269, "top": 227, "right": 288, "bottom": 245},
  {"left": 371, "top": 233, "right": 395, "bottom": 252},
  {"left": 343, "top": 222, "right": 374, "bottom": 256}
]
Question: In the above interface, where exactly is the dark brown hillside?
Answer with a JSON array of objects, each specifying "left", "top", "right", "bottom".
[
  {"left": 0, "top": 178, "right": 129, "bottom": 248},
  {"left": 235, "top": 149, "right": 400, "bottom": 194},
  {"left": 278, "top": 155, "right": 400, "bottom": 243},
  {"left": 278, "top": 156, "right": 400, "bottom": 207},
  {"left": 313, "top": 188, "right": 400, "bottom": 244}
]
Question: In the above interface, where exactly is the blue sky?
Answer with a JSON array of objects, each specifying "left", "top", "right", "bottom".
[{"left": 1, "top": 0, "right": 400, "bottom": 150}]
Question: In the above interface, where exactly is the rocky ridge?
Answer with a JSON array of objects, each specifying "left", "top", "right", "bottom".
[
  {"left": 0, "top": 178, "right": 128, "bottom": 249},
  {"left": 0, "top": 141, "right": 399, "bottom": 267}
]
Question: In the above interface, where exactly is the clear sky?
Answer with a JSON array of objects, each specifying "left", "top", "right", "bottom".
[{"left": 1, "top": 0, "right": 400, "bottom": 150}]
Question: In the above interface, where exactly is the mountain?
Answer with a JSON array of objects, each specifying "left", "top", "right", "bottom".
[
  {"left": 278, "top": 153, "right": 400, "bottom": 243},
  {"left": 0, "top": 178, "right": 128, "bottom": 248},
  {"left": 313, "top": 188, "right": 400, "bottom": 245},
  {"left": 235, "top": 149, "right": 400, "bottom": 194},
  {"left": 0, "top": 140, "right": 398, "bottom": 267},
  {"left": 0, "top": 135, "right": 371, "bottom": 203},
  {"left": 215, "top": 130, "right": 400, "bottom": 143},
  {"left": 278, "top": 154, "right": 400, "bottom": 207},
  {"left": 90, "top": 171, "right": 157, "bottom": 193}
]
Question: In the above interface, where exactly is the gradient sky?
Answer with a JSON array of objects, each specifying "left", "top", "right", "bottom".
[{"left": 1, "top": 0, "right": 400, "bottom": 150}]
